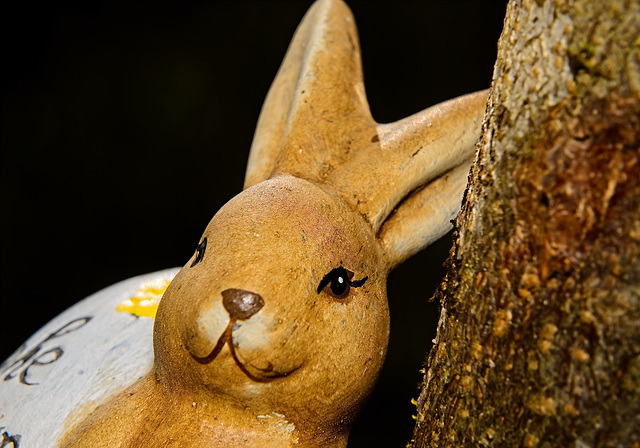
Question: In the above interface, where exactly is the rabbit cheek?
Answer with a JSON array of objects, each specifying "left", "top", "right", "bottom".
[
  {"left": 230, "top": 317, "right": 269, "bottom": 351},
  {"left": 231, "top": 318, "right": 305, "bottom": 378},
  {"left": 186, "top": 302, "right": 229, "bottom": 359}
]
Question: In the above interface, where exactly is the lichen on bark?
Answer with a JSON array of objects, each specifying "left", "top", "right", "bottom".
[{"left": 410, "top": 0, "right": 640, "bottom": 446}]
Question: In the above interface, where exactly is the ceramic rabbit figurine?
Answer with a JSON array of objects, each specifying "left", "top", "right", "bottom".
[{"left": 0, "top": 0, "right": 487, "bottom": 446}]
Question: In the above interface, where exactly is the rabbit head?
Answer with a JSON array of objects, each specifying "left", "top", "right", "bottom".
[
  {"left": 155, "top": 175, "right": 389, "bottom": 433},
  {"left": 152, "top": 0, "right": 486, "bottom": 440}
]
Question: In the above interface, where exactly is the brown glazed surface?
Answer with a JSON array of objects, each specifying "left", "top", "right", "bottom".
[{"left": 59, "top": 0, "right": 487, "bottom": 445}]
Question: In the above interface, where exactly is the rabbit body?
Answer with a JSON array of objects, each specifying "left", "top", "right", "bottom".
[{"left": 2, "top": 0, "right": 488, "bottom": 445}]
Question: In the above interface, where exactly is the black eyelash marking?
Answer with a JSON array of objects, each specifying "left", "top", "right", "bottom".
[
  {"left": 317, "top": 266, "right": 368, "bottom": 298},
  {"left": 349, "top": 276, "right": 368, "bottom": 288},
  {"left": 191, "top": 237, "right": 207, "bottom": 267}
]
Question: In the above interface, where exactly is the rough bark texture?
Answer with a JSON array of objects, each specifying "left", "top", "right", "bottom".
[{"left": 411, "top": 0, "right": 640, "bottom": 446}]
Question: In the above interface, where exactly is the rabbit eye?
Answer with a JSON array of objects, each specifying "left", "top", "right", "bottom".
[
  {"left": 317, "top": 266, "right": 368, "bottom": 299},
  {"left": 191, "top": 238, "right": 207, "bottom": 267}
]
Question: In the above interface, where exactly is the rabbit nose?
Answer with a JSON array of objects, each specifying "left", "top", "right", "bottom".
[{"left": 221, "top": 288, "right": 265, "bottom": 320}]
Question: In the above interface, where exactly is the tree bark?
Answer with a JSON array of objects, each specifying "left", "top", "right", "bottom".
[{"left": 411, "top": 0, "right": 640, "bottom": 446}]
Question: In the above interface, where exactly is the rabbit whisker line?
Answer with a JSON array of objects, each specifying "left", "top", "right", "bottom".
[
  {"left": 192, "top": 319, "right": 235, "bottom": 365},
  {"left": 191, "top": 318, "right": 282, "bottom": 383}
]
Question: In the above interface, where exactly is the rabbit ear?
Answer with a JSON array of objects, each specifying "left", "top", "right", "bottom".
[
  {"left": 243, "top": 0, "right": 375, "bottom": 189},
  {"left": 243, "top": 0, "right": 487, "bottom": 268},
  {"left": 327, "top": 90, "right": 488, "bottom": 231},
  {"left": 378, "top": 160, "right": 472, "bottom": 268},
  {"left": 373, "top": 92, "right": 488, "bottom": 269}
]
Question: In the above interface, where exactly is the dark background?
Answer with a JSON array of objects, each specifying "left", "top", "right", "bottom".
[{"left": 1, "top": 1, "right": 506, "bottom": 446}]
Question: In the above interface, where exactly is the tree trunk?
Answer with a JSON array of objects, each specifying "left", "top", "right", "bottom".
[{"left": 411, "top": 0, "right": 640, "bottom": 446}]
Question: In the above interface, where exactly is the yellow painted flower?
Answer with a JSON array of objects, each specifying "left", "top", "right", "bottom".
[{"left": 116, "top": 278, "right": 172, "bottom": 318}]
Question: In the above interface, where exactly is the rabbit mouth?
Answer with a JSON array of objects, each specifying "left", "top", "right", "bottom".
[{"left": 191, "top": 318, "right": 290, "bottom": 383}]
